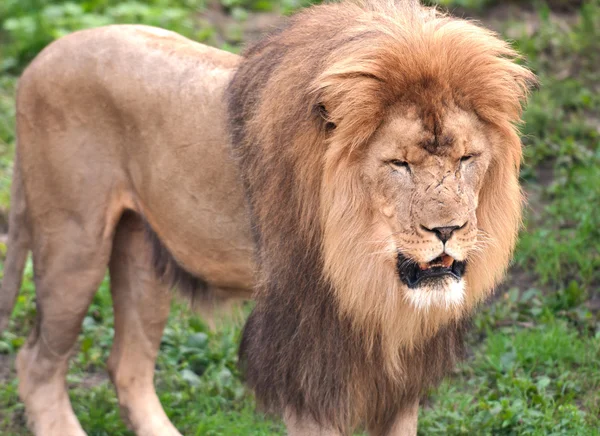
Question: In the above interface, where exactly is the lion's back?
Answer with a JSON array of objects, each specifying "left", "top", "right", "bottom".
[{"left": 15, "top": 25, "right": 255, "bottom": 291}]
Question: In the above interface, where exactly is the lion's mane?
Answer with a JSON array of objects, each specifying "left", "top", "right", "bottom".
[{"left": 227, "top": 0, "right": 535, "bottom": 434}]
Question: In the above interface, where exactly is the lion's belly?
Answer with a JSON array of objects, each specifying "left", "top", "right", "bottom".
[
  {"left": 128, "top": 89, "right": 256, "bottom": 294},
  {"left": 132, "top": 140, "right": 256, "bottom": 293}
]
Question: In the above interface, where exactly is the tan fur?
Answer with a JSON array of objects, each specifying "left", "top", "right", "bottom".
[{"left": 0, "top": 1, "right": 535, "bottom": 434}]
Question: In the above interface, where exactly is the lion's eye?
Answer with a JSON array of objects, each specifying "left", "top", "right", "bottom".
[
  {"left": 460, "top": 155, "right": 474, "bottom": 163},
  {"left": 389, "top": 160, "right": 410, "bottom": 171}
]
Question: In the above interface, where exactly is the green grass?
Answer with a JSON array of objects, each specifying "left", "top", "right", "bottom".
[
  {"left": 1, "top": 0, "right": 599, "bottom": 435},
  {"left": 513, "top": 1, "right": 600, "bottom": 287}
]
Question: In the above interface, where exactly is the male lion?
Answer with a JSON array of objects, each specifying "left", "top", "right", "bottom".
[{"left": 0, "top": 0, "right": 535, "bottom": 435}]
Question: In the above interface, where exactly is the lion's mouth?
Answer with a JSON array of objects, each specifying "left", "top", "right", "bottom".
[{"left": 397, "top": 253, "right": 466, "bottom": 288}]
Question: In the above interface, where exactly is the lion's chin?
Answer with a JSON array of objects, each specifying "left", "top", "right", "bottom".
[{"left": 402, "top": 277, "right": 466, "bottom": 310}]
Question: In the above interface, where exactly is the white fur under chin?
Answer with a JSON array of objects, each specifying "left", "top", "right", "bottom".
[{"left": 404, "top": 279, "right": 465, "bottom": 311}]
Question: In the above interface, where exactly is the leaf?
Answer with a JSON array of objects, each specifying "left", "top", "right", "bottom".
[
  {"left": 180, "top": 369, "right": 201, "bottom": 387},
  {"left": 536, "top": 376, "right": 551, "bottom": 391},
  {"left": 186, "top": 332, "right": 209, "bottom": 349},
  {"left": 81, "top": 336, "right": 94, "bottom": 353}
]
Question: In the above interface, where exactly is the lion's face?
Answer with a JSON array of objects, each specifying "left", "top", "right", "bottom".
[
  {"left": 319, "top": 99, "right": 509, "bottom": 333},
  {"left": 362, "top": 104, "right": 491, "bottom": 309}
]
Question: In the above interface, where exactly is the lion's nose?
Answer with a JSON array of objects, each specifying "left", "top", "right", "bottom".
[{"left": 421, "top": 225, "right": 463, "bottom": 243}]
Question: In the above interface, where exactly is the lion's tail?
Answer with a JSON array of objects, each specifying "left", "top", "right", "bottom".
[{"left": 0, "top": 148, "right": 31, "bottom": 334}]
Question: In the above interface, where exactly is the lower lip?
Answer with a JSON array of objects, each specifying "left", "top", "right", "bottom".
[
  {"left": 397, "top": 254, "right": 466, "bottom": 288},
  {"left": 407, "top": 270, "right": 461, "bottom": 288}
]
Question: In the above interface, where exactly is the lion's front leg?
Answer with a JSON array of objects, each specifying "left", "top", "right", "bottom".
[
  {"left": 384, "top": 399, "right": 419, "bottom": 436},
  {"left": 284, "top": 410, "right": 343, "bottom": 436}
]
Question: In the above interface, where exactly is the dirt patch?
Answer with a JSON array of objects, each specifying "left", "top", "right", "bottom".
[
  {"left": 0, "top": 210, "right": 7, "bottom": 235},
  {"left": 502, "top": 264, "right": 539, "bottom": 293},
  {"left": 445, "top": 1, "right": 580, "bottom": 30},
  {"left": 0, "top": 353, "right": 15, "bottom": 383},
  {"left": 77, "top": 371, "right": 109, "bottom": 389}
]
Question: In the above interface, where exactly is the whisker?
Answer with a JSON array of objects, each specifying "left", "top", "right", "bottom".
[
  {"left": 365, "top": 230, "right": 406, "bottom": 245},
  {"left": 367, "top": 251, "right": 395, "bottom": 257}
]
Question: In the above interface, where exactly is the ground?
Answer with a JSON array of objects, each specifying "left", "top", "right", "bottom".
[{"left": 0, "top": 0, "right": 599, "bottom": 435}]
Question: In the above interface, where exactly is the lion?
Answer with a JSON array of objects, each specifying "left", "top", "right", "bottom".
[{"left": 0, "top": 0, "right": 535, "bottom": 435}]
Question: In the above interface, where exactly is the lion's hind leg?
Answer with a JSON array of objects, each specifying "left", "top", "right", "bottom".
[
  {"left": 107, "top": 212, "right": 181, "bottom": 436},
  {"left": 16, "top": 213, "right": 115, "bottom": 436}
]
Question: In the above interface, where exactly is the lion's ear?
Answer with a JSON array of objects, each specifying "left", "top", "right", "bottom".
[{"left": 315, "top": 103, "right": 337, "bottom": 131}]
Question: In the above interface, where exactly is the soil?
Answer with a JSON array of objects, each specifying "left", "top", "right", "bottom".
[{"left": 0, "top": 353, "right": 13, "bottom": 383}]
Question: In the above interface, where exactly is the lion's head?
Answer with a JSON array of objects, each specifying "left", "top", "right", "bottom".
[
  {"left": 308, "top": 2, "right": 536, "bottom": 360},
  {"left": 229, "top": 0, "right": 536, "bottom": 428}
]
